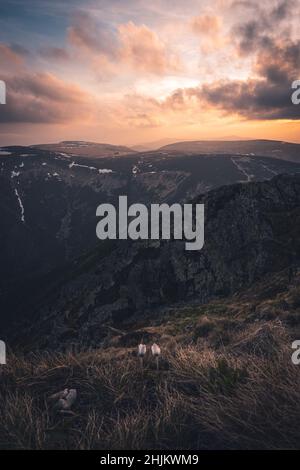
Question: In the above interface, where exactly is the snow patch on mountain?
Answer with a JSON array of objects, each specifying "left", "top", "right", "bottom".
[
  {"left": 231, "top": 157, "right": 254, "bottom": 182},
  {"left": 14, "top": 188, "right": 25, "bottom": 223},
  {"left": 69, "top": 161, "right": 97, "bottom": 171}
]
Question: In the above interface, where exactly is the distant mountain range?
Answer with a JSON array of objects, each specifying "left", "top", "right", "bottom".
[
  {"left": 132, "top": 138, "right": 179, "bottom": 151},
  {"left": 132, "top": 136, "right": 249, "bottom": 152},
  {"left": 31, "top": 139, "right": 300, "bottom": 163},
  {"left": 158, "top": 139, "right": 300, "bottom": 163},
  {"left": 32, "top": 141, "right": 137, "bottom": 158}
]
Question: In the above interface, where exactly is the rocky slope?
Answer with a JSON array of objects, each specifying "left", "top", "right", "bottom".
[
  {"left": 1, "top": 145, "right": 298, "bottom": 300},
  {"left": 3, "top": 173, "right": 299, "bottom": 351}
]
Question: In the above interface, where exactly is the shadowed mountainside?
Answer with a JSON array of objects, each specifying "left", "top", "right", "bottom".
[
  {"left": 1, "top": 145, "right": 299, "bottom": 313},
  {"left": 1, "top": 147, "right": 300, "bottom": 450},
  {"left": 3, "top": 173, "right": 300, "bottom": 351}
]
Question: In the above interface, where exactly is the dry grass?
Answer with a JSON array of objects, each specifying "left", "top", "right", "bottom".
[{"left": 0, "top": 321, "right": 300, "bottom": 450}]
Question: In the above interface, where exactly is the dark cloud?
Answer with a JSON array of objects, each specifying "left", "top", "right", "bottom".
[
  {"left": 232, "top": 0, "right": 294, "bottom": 55},
  {"left": 0, "top": 73, "right": 93, "bottom": 123},
  {"left": 9, "top": 43, "right": 30, "bottom": 56},
  {"left": 184, "top": 1, "right": 300, "bottom": 120},
  {"left": 270, "top": 0, "right": 293, "bottom": 20},
  {"left": 68, "top": 11, "right": 119, "bottom": 59},
  {"left": 199, "top": 78, "right": 300, "bottom": 120},
  {"left": 39, "top": 46, "right": 70, "bottom": 61},
  {"left": 0, "top": 43, "right": 24, "bottom": 68}
]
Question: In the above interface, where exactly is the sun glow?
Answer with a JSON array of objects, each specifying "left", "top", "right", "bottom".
[{"left": 135, "top": 76, "right": 200, "bottom": 100}]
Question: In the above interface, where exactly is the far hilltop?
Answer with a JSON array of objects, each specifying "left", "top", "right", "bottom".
[
  {"left": 157, "top": 139, "right": 300, "bottom": 163},
  {"left": 32, "top": 141, "right": 137, "bottom": 158}
]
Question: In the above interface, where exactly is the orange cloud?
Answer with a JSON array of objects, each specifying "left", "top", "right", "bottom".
[
  {"left": 118, "top": 21, "right": 181, "bottom": 75},
  {"left": 191, "top": 14, "right": 227, "bottom": 53},
  {"left": 192, "top": 14, "right": 222, "bottom": 35},
  {"left": 68, "top": 12, "right": 118, "bottom": 58},
  {"left": 0, "top": 43, "right": 24, "bottom": 70},
  {"left": 68, "top": 13, "right": 181, "bottom": 77}
]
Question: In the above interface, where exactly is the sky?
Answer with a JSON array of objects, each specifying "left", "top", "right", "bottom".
[{"left": 0, "top": 0, "right": 300, "bottom": 146}]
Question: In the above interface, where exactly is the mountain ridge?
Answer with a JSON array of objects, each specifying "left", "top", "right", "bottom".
[
  {"left": 31, "top": 141, "right": 137, "bottom": 158},
  {"left": 158, "top": 139, "right": 300, "bottom": 162},
  {"left": 3, "top": 172, "right": 300, "bottom": 350}
]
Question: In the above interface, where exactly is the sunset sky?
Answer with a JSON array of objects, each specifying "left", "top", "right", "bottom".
[{"left": 0, "top": 0, "right": 300, "bottom": 146}]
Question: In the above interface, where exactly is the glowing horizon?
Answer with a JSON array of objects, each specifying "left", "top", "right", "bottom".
[{"left": 0, "top": 0, "right": 300, "bottom": 146}]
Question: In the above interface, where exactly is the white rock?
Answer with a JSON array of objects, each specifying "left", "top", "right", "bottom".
[
  {"left": 151, "top": 343, "right": 161, "bottom": 356},
  {"left": 138, "top": 344, "right": 147, "bottom": 357}
]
